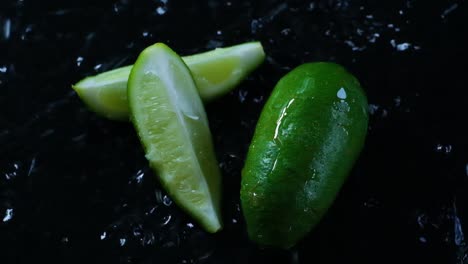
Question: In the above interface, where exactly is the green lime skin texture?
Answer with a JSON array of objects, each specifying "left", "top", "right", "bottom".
[{"left": 240, "top": 62, "right": 368, "bottom": 248}]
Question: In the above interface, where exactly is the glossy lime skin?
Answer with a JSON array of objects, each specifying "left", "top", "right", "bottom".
[{"left": 240, "top": 62, "right": 368, "bottom": 248}]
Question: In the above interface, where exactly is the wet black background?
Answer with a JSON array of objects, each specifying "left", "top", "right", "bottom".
[{"left": 1, "top": 0, "right": 468, "bottom": 263}]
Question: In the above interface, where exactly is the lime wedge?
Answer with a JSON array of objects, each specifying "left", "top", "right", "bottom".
[
  {"left": 73, "top": 42, "right": 265, "bottom": 121},
  {"left": 128, "top": 43, "right": 222, "bottom": 233}
]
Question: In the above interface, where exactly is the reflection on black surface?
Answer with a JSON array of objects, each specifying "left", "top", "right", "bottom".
[{"left": 1, "top": 0, "right": 468, "bottom": 263}]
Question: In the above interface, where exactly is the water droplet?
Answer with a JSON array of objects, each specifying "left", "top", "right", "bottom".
[
  {"left": 161, "top": 215, "right": 172, "bottom": 226},
  {"left": 419, "top": 236, "right": 427, "bottom": 243},
  {"left": 0, "top": 66, "right": 7, "bottom": 73},
  {"left": 142, "top": 31, "right": 150, "bottom": 37},
  {"left": 130, "top": 170, "right": 144, "bottom": 184},
  {"left": 363, "top": 198, "right": 380, "bottom": 208},
  {"left": 112, "top": 4, "right": 120, "bottom": 13},
  {"left": 394, "top": 96, "right": 401, "bottom": 107},
  {"left": 61, "top": 237, "right": 69, "bottom": 243},
  {"left": 133, "top": 228, "right": 142, "bottom": 237},
  {"left": 119, "top": 238, "right": 126, "bottom": 246},
  {"left": 251, "top": 19, "right": 263, "bottom": 34},
  {"left": 186, "top": 222, "right": 194, "bottom": 228},
  {"left": 435, "top": 144, "right": 452, "bottom": 154},
  {"left": 238, "top": 89, "right": 248, "bottom": 103},
  {"left": 396, "top": 43, "right": 411, "bottom": 51},
  {"left": 441, "top": 3, "right": 458, "bottom": 19},
  {"left": 3, "top": 18, "right": 11, "bottom": 40},
  {"left": 381, "top": 109, "right": 388, "bottom": 117},
  {"left": 232, "top": 219, "right": 238, "bottom": 224},
  {"left": 417, "top": 213, "right": 428, "bottom": 229},
  {"left": 184, "top": 113, "right": 200, "bottom": 120},
  {"left": 368, "top": 33, "right": 380, "bottom": 43},
  {"left": 100, "top": 232, "right": 107, "bottom": 240},
  {"left": 94, "top": 64, "right": 102, "bottom": 71},
  {"left": 253, "top": 95, "right": 264, "bottom": 103},
  {"left": 281, "top": 28, "right": 291, "bottom": 36},
  {"left": 455, "top": 214, "right": 465, "bottom": 246},
  {"left": 4, "top": 171, "right": 16, "bottom": 180},
  {"left": 368, "top": 104, "right": 379, "bottom": 115},
  {"left": 3, "top": 208, "right": 13, "bottom": 222},
  {"left": 76, "top": 56, "right": 84, "bottom": 67},
  {"left": 28, "top": 157, "right": 36, "bottom": 176},
  {"left": 216, "top": 30, "right": 222, "bottom": 35},
  {"left": 162, "top": 195, "right": 172, "bottom": 206},
  {"left": 307, "top": 2, "right": 315, "bottom": 11},
  {"left": 337, "top": 88, "right": 347, "bottom": 99},
  {"left": 156, "top": 6, "right": 167, "bottom": 15},
  {"left": 344, "top": 40, "right": 366, "bottom": 51}
]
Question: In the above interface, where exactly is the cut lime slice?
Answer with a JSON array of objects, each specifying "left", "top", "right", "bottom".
[
  {"left": 128, "top": 43, "right": 222, "bottom": 233},
  {"left": 73, "top": 42, "right": 265, "bottom": 121}
]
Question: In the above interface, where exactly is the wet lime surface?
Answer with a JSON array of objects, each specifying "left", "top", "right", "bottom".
[{"left": 1, "top": 0, "right": 468, "bottom": 263}]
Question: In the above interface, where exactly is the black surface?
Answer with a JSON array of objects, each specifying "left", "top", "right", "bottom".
[{"left": 1, "top": 0, "right": 468, "bottom": 263}]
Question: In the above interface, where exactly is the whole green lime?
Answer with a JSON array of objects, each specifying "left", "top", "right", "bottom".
[{"left": 241, "top": 62, "right": 368, "bottom": 248}]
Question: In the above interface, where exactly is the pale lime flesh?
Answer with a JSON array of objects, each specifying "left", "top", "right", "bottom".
[
  {"left": 74, "top": 42, "right": 265, "bottom": 120},
  {"left": 128, "top": 43, "right": 222, "bottom": 233}
]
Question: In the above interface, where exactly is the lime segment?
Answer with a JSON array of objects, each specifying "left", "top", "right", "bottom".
[
  {"left": 73, "top": 42, "right": 265, "bottom": 120},
  {"left": 128, "top": 43, "right": 222, "bottom": 233}
]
